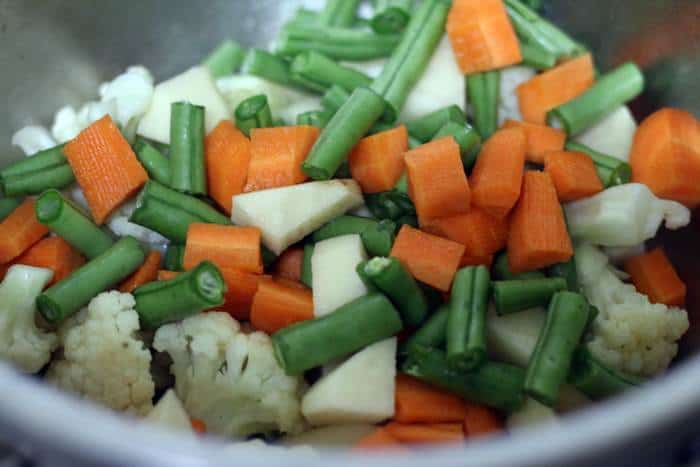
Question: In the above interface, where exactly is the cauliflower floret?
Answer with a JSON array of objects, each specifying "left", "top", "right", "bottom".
[
  {"left": 497, "top": 66, "right": 536, "bottom": 125},
  {"left": 146, "top": 389, "right": 194, "bottom": 434},
  {"left": 46, "top": 291, "right": 154, "bottom": 415},
  {"left": 11, "top": 125, "right": 56, "bottom": 156},
  {"left": 0, "top": 265, "right": 57, "bottom": 373},
  {"left": 576, "top": 243, "right": 689, "bottom": 377},
  {"left": 153, "top": 312, "right": 305, "bottom": 438}
]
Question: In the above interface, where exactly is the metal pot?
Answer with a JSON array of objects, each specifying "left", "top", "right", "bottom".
[{"left": 0, "top": 1, "right": 699, "bottom": 466}]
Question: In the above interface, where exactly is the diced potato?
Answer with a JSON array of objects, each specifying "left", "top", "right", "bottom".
[
  {"left": 487, "top": 306, "right": 545, "bottom": 368},
  {"left": 575, "top": 106, "right": 637, "bottom": 161},
  {"left": 507, "top": 398, "right": 558, "bottom": 430},
  {"left": 146, "top": 389, "right": 194, "bottom": 433}
]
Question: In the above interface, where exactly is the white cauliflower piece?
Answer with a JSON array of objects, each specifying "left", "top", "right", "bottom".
[
  {"left": 0, "top": 265, "right": 57, "bottom": 373},
  {"left": 46, "top": 291, "right": 154, "bottom": 415},
  {"left": 576, "top": 243, "right": 689, "bottom": 377},
  {"left": 146, "top": 389, "right": 194, "bottom": 434},
  {"left": 11, "top": 126, "right": 56, "bottom": 156},
  {"left": 153, "top": 312, "right": 305, "bottom": 438},
  {"left": 498, "top": 66, "right": 536, "bottom": 125},
  {"left": 107, "top": 199, "right": 168, "bottom": 251}
]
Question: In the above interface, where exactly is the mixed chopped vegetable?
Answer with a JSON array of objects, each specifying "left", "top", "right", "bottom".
[{"left": 1, "top": 0, "right": 698, "bottom": 452}]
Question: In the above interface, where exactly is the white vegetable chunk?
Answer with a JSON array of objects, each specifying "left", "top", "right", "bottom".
[
  {"left": 498, "top": 66, "right": 537, "bottom": 125},
  {"left": 575, "top": 106, "right": 637, "bottom": 161},
  {"left": 231, "top": 180, "right": 364, "bottom": 255},
  {"left": 507, "top": 398, "right": 558, "bottom": 430},
  {"left": 312, "top": 235, "right": 369, "bottom": 317},
  {"left": 146, "top": 389, "right": 194, "bottom": 433},
  {"left": 565, "top": 183, "right": 691, "bottom": 247},
  {"left": 138, "top": 66, "right": 230, "bottom": 143},
  {"left": 487, "top": 306, "right": 545, "bottom": 368},
  {"left": 11, "top": 126, "right": 56, "bottom": 156},
  {"left": 283, "top": 424, "right": 376, "bottom": 447},
  {"left": 301, "top": 338, "right": 396, "bottom": 426}
]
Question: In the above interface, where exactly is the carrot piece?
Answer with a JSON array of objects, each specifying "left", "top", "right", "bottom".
[
  {"left": 243, "top": 126, "right": 320, "bottom": 192},
  {"left": 273, "top": 247, "right": 304, "bottom": 283},
  {"left": 395, "top": 374, "right": 470, "bottom": 424},
  {"left": 205, "top": 120, "right": 252, "bottom": 214},
  {"left": 390, "top": 225, "right": 465, "bottom": 292},
  {"left": 157, "top": 270, "right": 180, "bottom": 281},
  {"left": 422, "top": 208, "right": 508, "bottom": 259},
  {"left": 14, "top": 237, "right": 85, "bottom": 286},
  {"left": 220, "top": 268, "right": 268, "bottom": 321},
  {"left": 349, "top": 125, "right": 408, "bottom": 194},
  {"left": 250, "top": 278, "right": 314, "bottom": 334},
  {"left": 384, "top": 422, "right": 464, "bottom": 445},
  {"left": 447, "top": 0, "right": 522, "bottom": 74},
  {"left": 190, "top": 419, "right": 206, "bottom": 434},
  {"left": 405, "top": 137, "right": 471, "bottom": 222},
  {"left": 183, "top": 223, "right": 262, "bottom": 274},
  {"left": 544, "top": 150, "right": 604, "bottom": 202},
  {"left": 502, "top": 120, "right": 567, "bottom": 164},
  {"left": 119, "top": 251, "right": 162, "bottom": 293},
  {"left": 63, "top": 115, "right": 148, "bottom": 224},
  {"left": 470, "top": 127, "right": 526, "bottom": 219},
  {"left": 624, "top": 248, "right": 687, "bottom": 307},
  {"left": 0, "top": 199, "right": 49, "bottom": 264},
  {"left": 508, "top": 171, "right": 573, "bottom": 274},
  {"left": 460, "top": 253, "right": 494, "bottom": 268},
  {"left": 463, "top": 404, "right": 503, "bottom": 438},
  {"left": 630, "top": 108, "right": 700, "bottom": 208},
  {"left": 516, "top": 54, "right": 596, "bottom": 125},
  {"left": 353, "top": 428, "right": 408, "bottom": 452}
]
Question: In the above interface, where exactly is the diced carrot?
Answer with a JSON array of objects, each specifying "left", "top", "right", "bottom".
[
  {"left": 119, "top": 251, "right": 162, "bottom": 293},
  {"left": 502, "top": 120, "right": 567, "bottom": 164},
  {"left": 353, "top": 428, "right": 408, "bottom": 452},
  {"left": 395, "top": 374, "right": 470, "bottom": 424},
  {"left": 349, "top": 125, "right": 408, "bottom": 194},
  {"left": 516, "top": 54, "right": 596, "bottom": 125},
  {"left": 63, "top": 115, "right": 148, "bottom": 224},
  {"left": 205, "top": 120, "right": 252, "bottom": 214},
  {"left": 0, "top": 199, "right": 49, "bottom": 264},
  {"left": 508, "top": 171, "right": 573, "bottom": 273},
  {"left": 630, "top": 108, "right": 700, "bottom": 208},
  {"left": 470, "top": 127, "right": 526, "bottom": 219},
  {"left": 250, "top": 278, "right": 314, "bottom": 334},
  {"left": 460, "top": 253, "right": 494, "bottom": 268},
  {"left": 243, "top": 126, "right": 320, "bottom": 192},
  {"left": 544, "top": 150, "right": 604, "bottom": 202},
  {"left": 157, "top": 270, "right": 180, "bottom": 281},
  {"left": 273, "top": 247, "right": 304, "bottom": 283},
  {"left": 384, "top": 422, "right": 464, "bottom": 445},
  {"left": 447, "top": 0, "right": 522, "bottom": 74},
  {"left": 219, "top": 268, "right": 268, "bottom": 321},
  {"left": 183, "top": 223, "right": 262, "bottom": 274},
  {"left": 625, "top": 248, "right": 687, "bottom": 307},
  {"left": 421, "top": 208, "right": 508, "bottom": 259},
  {"left": 190, "top": 419, "right": 206, "bottom": 434},
  {"left": 405, "top": 137, "right": 471, "bottom": 222},
  {"left": 390, "top": 225, "right": 465, "bottom": 292},
  {"left": 14, "top": 237, "right": 85, "bottom": 286},
  {"left": 463, "top": 404, "right": 503, "bottom": 438}
]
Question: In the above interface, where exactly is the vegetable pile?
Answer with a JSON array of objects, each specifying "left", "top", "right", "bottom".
[{"left": 1, "top": 0, "right": 698, "bottom": 452}]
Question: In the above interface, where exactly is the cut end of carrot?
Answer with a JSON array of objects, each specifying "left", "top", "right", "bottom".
[
  {"left": 273, "top": 247, "right": 304, "bottom": 283},
  {"left": 502, "top": 120, "right": 567, "bottom": 164},
  {"left": 395, "top": 373, "right": 471, "bottom": 424},
  {"left": 205, "top": 120, "right": 251, "bottom": 215},
  {"left": 119, "top": 251, "right": 162, "bottom": 293},
  {"left": 250, "top": 277, "right": 314, "bottom": 334},
  {"left": 349, "top": 125, "right": 408, "bottom": 194},
  {"left": 184, "top": 223, "right": 263, "bottom": 274},
  {"left": 219, "top": 268, "right": 269, "bottom": 321},
  {"left": 384, "top": 422, "right": 465, "bottom": 446},
  {"left": 463, "top": 404, "right": 503, "bottom": 438},
  {"left": 544, "top": 150, "right": 604, "bottom": 202},
  {"left": 0, "top": 199, "right": 49, "bottom": 264},
  {"left": 353, "top": 428, "right": 408, "bottom": 452},
  {"left": 13, "top": 237, "right": 85, "bottom": 286},
  {"left": 421, "top": 208, "right": 508, "bottom": 259},
  {"left": 625, "top": 248, "right": 687, "bottom": 307},
  {"left": 191, "top": 418, "right": 207, "bottom": 434}
]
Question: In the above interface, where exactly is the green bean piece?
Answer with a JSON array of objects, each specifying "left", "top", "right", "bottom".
[
  {"left": 393, "top": 174, "right": 409, "bottom": 194},
  {"left": 301, "top": 244, "right": 314, "bottom": 288},
  {"left": 355, "top": 260, "right": 378, "bottom": 293},
  {"left": 235, "top": 95, "right": 273, "bottom": 137},
  {"left": 520, "top": 41, "right": 557, "bottom": 70},
  {"left": 129, "top": 181, "right": 230, "bottom": 243},
  {"left": 261, "top": 245, "right": 278, "bottom": 269},
  {"left": 467, "top": 71, "right": 501, "bottom": 140},
  {"left": 568, "top": 347, "right": 644, "bottom": 400},
  {"left": 289, "top": 7, "right": 318, "bottom": 26},
  {"left": 371, "top": 0, "right": 412, "bottom": 34},
  {"left": 447, "top": 266, "right": 490, "bottom": 371},
  {"left": 302, "top": 87, "right": 387, "bottom": 180},
  {"left": 278, "top": 24, "right": 401, "bottom": 61},
  {"left": 364, "top": 257, "right": 428, "bottom": 326},
  {"left": 406, "top": 105, "right": 467, "bottom": 142},
  {"left": 35, "top": 190, "right": 115, "bottom": 259},
  {"left": 433, "top": 122, "right": 482, "bottom": 170},
  {"left": 297, "top": 110, "right": 333, "bottom": 128},
  {"left": 291, "top": 51, "right": 372, "bottom": 94},
  {"left": 133, "top": 137, "right": 171, "bottom": 186},
  {"left": 565, "top": 141, "right": 632, "bottom": 188},
  {"left": 548, "top": 63, "right": 645, "bottom": 136},
  {"left": 0, "top": 145, "right": 75, "bottom": 196},
  {"left": 492, "top": 278, "right": 568, "bottom": 315},
  {"left": 242, "top": 49, "right": 296, "bottom": 87},
  {"left": 493, "top": 252, "right": 546, "bottom": 281},
  {"left": 522, "top": 0, "right": 543, "bottom": 10},
  {"left": 371, "top": 0, "right": 450, "bottom": 122},
  {"left": 547, "top": 256, "right": 581, "bottom": 292},
  {"left": 317, "top": 0, "right": 361, "bottom": 27},
  {"left": 203, "top": 39, "right": 246, "bottom": 78},
  {"left": 164, "top": 244, "right": 185, "bottom": 271},
  {"left": 403, "top": 346, "right": 526, "bottom": 412},
  {"left": 321, "top": 85, "right": 351, "bottom": 115},
  {"left": 400, "top": 305, "right": 448, "bottom": 356},
  {"left": 37, "top": 237, "right": 145, "bottom": 324},
  {"left": 396, "top": 214, "right": 419, "bottom": 228},
  {"left": 524, "top": 291, "right": 590, "bottom": 406},
  {"left": 361, "top": 220, "right": 397, "bottom": 257},
  {"left": 0, "top": 197, "right": 22, "bottom": 221},
  {"left": 312, "top": 215, "right": 378, "bottom": 242},
  {"left": 169, "top": 102, "right": 206, "bottom": 195},
  {"left": 272, "top": 293, "right": 403, "bottom": 375},
  {"left": 365, "top": 190, "right": 416, "bottom": 220},
  {"left": 134, "top": 261, "right": 225, "bottom": 330}
]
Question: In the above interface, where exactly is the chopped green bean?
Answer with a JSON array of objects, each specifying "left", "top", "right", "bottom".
[
  {"left": 565, "top": 141, "right": 632, "bottom": 187},
  {"left": 569, "top": 347, "right": 645, "bottom": 400},
  {"left": 0, "top": 197, "right": 22, "bottom": 222},
  {"left": 301, "top": 244, "right": 314, "bottom": 288},
  {"left": 364, "top": 257, "right": 428, "bottom": 327},
  {"left": 492, "top": 278, "right": 568, "bottom": 315},
  {"left": 291, "top": 51, "right": 372, "bottom": 94},
  {"left": 467, "top": 71, "right": 501, "bottom": 140},
  {"left": 297, "top": 110, "right": 333, "bottom": 128},
  {"left": 317, "top": 0, "right": 361, "bottom": 27},
  {"left": 493, "top": 252, "right": 546, "bottom": 281},
  {"left": 355, "top": 260, "right": 378, "bottom": 293},
  {"left": 364, "top": 190, "right": 416, "bottom": 220},
  {"left": 447, "top": 266, "right": 490, "bottom": 371},
  {"left": 433, "top": 121, "right": 482, "bottom": 170},
  {"left": 400, "top": 305, "right": 448, "bottom": 356},
  {"left": 371, "top": 0, "right": 412, "bottom": 34},
  {"left": 235, "top": 95, "right": 273, "bottom": 137},
  {"left": 242, "top": 49, "right": 296, "bottom": 87},
  {"left": 169, "top": 102, "right": 206, "bottom": 195},
  {"left": 133, "top": 137, "right": 171, "bottom": 186},
  {"left": 289, "top": 7, "right": 318, "bottom": 26},
  {"left": 361, "top": 219, "right": 396, "bottom": 257},
  {"left": 0, "top": 145, "right": 75, "bottom": 196},
  {"left": 164, "top": 244, "right": 185, "bottom": 271},
  {"left": 406, "top": 105, "right": 467, "bottom": 142},
  {"left": 312, "top": 215, "right": 378, "bottom": 242},
  {"left": 321, "top": 85, "right": 351, "bottom": 115},
  {"left": 520, "top": 41, "right": 557, "bottom": 70},
  {"left": 203, "top": 39, "right": 246, "bottom": 78},
  {"left": 547, "top": 255, "right": 581, "bottom": 292}
]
